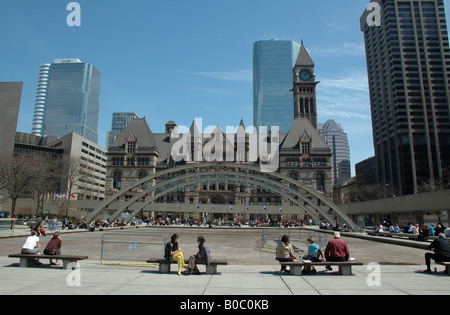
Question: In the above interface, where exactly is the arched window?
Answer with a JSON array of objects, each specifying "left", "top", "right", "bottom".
[
  {"left": 316, "top": 173, "right": 325, "bottom": 192},
  {"left": 138, "top": 171, "right": 147, "bottom": 189},
  {"left": 289, "top": 172, "right": 298, "bottom": 190},
  {"left": 113, "top": 172, "right": 121, "bottom": 190}
]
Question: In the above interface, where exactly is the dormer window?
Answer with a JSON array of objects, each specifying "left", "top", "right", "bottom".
[
  {"left": 127, "top": 142, "right": 136, "bottom": 153},
  {"left": 125, "top": 131, "right": 137, "bottom": 153},
  {"left": 301, "top": 142, "right": 311, "bottom": 154}
]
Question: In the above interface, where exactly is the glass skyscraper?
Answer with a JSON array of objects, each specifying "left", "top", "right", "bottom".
[
  {"left": 36, "top": 58, "right": 101, "bottom": 143},
  {"left": 361, "top": 0, "right": 450, "bottom": 195},
  {"left": 253, "top": 40, "right": 301, "bottom": 133}
]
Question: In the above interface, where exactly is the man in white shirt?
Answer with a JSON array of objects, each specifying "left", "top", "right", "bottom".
[
  {"left": 21, "top": 231, "right": 42, "bottom": 265},
  {"left": 21, "top": 231, "right": 40, "bottom": 254}
]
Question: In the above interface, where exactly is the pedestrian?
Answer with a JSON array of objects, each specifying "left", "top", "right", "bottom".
[
  {"left": 429, "top": 224, "right": 435, "bottom": 236},
  {"left": 165, "top": 234, "right": 188, "bottom": 275},
  {"left": 302, "top": 237, "right": 322, "bottom": 274},
  {"left": 44, "top": 231, "right": 62, "bottom": 266},
  {"left": 275, "top": 235, "right": 296, "bottom": 273},
  {"left": 21, "top": 231, "right": 42, "bottom": 265},
  {"left": 435, "top": 223, "right": 445, "bottom": 235},
  {"left": 424, "top": 233, "right": 450, "bottom": 273},
  {"left": 445, "top": 227, "right": 450, "bottom": 238},
  {"left": 324, "top": 232, "right": 350, "bottom": 271},
  {"left": 184, "top": 236, "right": 211, "bottom": 275}
]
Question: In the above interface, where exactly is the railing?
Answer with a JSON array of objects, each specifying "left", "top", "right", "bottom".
[
  {"left": 0, "top": 219, "right": 16, "bottom": 236},
  {"left": 100, "top": 233, "right": 166, "bottom": 266},
  {"left": 260, "top": 228, "right": 331, "bottom": 253}
]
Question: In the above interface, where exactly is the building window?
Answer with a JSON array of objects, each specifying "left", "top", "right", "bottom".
[
  {"left": 316, "top": 173, "right": 325, "bottom": 192},
  {"left": 301, "top": 142, "right": 311, "bottom": 154},
  {"left": 113, "top": 172, "right": 121, "bottom": 190},
  {"left": 138, "top": 171, "right": 147, "bottom": 189},
  {"left": 127, "top": 142, "right": 136, "bottom": 153}
]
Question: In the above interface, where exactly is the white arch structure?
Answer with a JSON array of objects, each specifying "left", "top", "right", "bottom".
[{"left": 88, "top": 162, "right": 357, "bottom": 231}]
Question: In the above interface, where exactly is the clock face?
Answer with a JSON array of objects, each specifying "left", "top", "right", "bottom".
[{"left": 299, "top": 69, "right": 312, "bottom": 81}]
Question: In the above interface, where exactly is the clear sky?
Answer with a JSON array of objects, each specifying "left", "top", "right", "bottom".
[{"left": 1, "top": 0, "right": 450, "bottom": 176}]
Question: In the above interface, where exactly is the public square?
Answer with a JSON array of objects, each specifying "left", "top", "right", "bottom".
[{"left": 0, "top": 226, "right": 449, "bottom": 296}]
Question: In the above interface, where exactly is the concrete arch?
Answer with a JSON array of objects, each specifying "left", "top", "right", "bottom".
[
  {"left": 88, "top": 162, "right": 356, "bottom": 230},
  {"left": 93, "top": 169, "right": 331, "bottom": 224},
  {"left": 107, "top": 174, "right": 324, "bottom": 226}
]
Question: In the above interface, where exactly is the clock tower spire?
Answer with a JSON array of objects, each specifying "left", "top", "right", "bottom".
[{"left": 292, "top": 43, "right": 319, "bottom": 129}]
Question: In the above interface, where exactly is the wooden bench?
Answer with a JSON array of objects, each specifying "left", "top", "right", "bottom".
[
  {"left": 436, "top": 261, "right": 450, "bottom": 275},
  {"left": 280, "top": 260, "right": 363, "bottom": 276},
  {"left": 9, "top": 253, "right": 88, "bottom": 270},
  {"left": 146, "top": 258, "right": 228, "bottom": 275}
]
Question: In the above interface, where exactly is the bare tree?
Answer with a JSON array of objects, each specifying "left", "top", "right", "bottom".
[
  {"left": 348, "top": 183, "right": 398, "bottom": 203},
  {"left": 29, "top": 154, "right": 62, "bottom": 218},
  {"left": 0, "top": 153, "right": 39, "bottom": 217},
  {"left": 58, "top": 156, "right": 86, "bottom": 217},
  {"left": 417, "top": 165, "right": 450, "bottom": 225}
]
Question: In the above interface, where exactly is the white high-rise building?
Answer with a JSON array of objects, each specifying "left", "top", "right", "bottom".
[
  {"left": 318, "top": 120, "right": 351, "bottom": 187},
  {"left": 31, "top": 64, "right": 51, "bottom": 136}
]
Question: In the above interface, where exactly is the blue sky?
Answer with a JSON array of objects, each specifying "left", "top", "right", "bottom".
[{"left": 1, "top": 0, "right": 450, "bottom": 176}]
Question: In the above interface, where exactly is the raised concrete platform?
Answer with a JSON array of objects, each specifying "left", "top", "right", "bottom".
[
  {"left": 1, "top": 226, "right": 449, "bottom": 297},
  {"left": 0, "top": 258, "right": 449, "bottom": 295}
]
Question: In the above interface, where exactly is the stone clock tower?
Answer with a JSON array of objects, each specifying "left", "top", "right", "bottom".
[{"left": 292, "top": 43, "right": 319, "bottom": 129}]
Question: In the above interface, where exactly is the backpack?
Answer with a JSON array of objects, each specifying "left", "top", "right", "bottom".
[
  {"left": 315, "top": 248, "right": 324, "bottom": 262},
  {"left": 164, "top": 242, "right": 173, "bottom": 261}
]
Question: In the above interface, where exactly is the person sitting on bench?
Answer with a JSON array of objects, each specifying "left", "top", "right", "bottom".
[
  {"left": 324, "top": 232, "right": 349, "bottom": 271},
  {"left": 424, "top": 233, "right": 450, "bottom": 273},
  {"left": 276, "top": 235, "right": 296, "bottom": 273},
  {"left": 44, "top": 231, "right": 62, "bottom": 266},
  {"left": 21, "top": 231, "right": 42, "bottom": 265},
  {"left": 165, "top": 234, "right": 188, "bottom": 275},
  {"left": 184, "top": 236, "right": 211, "bottom": 275}
]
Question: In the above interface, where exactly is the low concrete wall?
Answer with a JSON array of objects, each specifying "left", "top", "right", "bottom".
[{"left": 340, "top": 190, "right": 450, "bottom": 226}]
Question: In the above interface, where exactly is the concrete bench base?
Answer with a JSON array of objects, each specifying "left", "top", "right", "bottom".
[
  {"left": 147, "top": 258, "right": 228, "bottom": 275},
  {"left": 436, "top": 261, "right": 450, "bottom": 275},
  {"left": 9, "top": 254, "right": 88, "bottom": 270},
  {"left": 280, "top": 261, "right": 363, "bottom": 276}
]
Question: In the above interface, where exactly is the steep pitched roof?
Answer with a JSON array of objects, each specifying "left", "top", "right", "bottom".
[
  {"left": 281, "top": 118, "right": 329, "bottom": 150},
  {"left": 110, "top": 117, "right": 158, "bottom": 149},
  {"left": 295, "top": 45, "right": 314, "bottom": 67}
]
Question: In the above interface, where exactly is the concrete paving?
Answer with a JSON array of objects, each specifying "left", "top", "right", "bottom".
[
  {"left": 1, "top": 258, "right": 449, "bottom": 295},
  {"left": 1, "top": 225, "right": 449, "bottom": 295}
]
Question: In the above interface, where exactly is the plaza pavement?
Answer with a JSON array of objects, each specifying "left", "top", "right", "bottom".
[
  {"left": 1, "top": 225, "right": 449, "bottom": 295},
  {"left": 0, "top": 257, "right": 449, "bottom": 295}
]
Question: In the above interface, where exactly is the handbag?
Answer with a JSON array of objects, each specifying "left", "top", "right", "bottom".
[{"left": 44, "top": 249, "right": 56, "bottom": 255}]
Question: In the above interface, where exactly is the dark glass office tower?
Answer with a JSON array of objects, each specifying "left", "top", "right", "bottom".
[
  {"left": 360, "top": 0, "right": 450, "bottom": 195},
  {"left": 40, "top": 59, "right": 101, "bottom": 143}
]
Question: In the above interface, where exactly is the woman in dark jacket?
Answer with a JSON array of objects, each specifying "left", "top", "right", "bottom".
[{"left": 185, "top": 236, "right": 211, "bottom": 275}]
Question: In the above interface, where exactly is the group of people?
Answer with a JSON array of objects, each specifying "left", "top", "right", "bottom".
[
  {"left": 276, "top": 231, "right": 450, "bottom": 274},
  {"left": 276, "top": 232, "right": 349, "bottom": 274},
  {"left": 376, "top": 222, "right": 449, "bottom": 236},
  {"left": 164, "top": 234, "right": 211, "bottom": 275},
  {"left": 21, "top": 231, "right": 62, "bottom": 266}
]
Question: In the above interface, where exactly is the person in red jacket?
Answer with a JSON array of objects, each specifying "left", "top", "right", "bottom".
[{"left": 324, "top": 232, "right": 350, "bottom": 271}]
